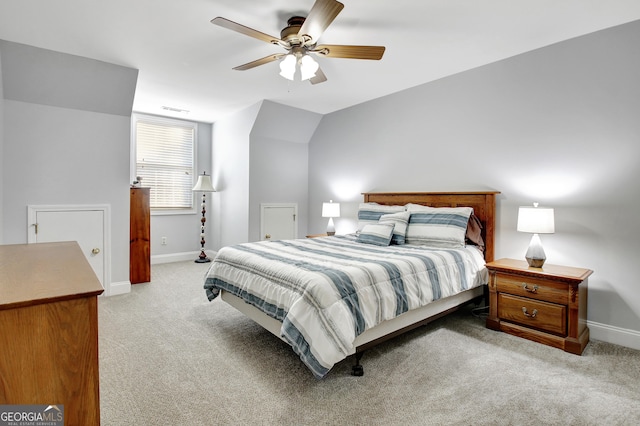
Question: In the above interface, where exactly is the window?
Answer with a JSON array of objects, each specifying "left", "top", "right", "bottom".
[{"left": 132, "top": 114, "right": 196, "bottom": 212}]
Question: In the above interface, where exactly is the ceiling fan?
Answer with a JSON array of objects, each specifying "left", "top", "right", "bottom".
[{"left": 211, "top": 0, "right": 385, "bottom": 84}]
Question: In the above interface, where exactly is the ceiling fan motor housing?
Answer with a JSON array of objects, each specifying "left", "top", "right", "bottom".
[{"left": 281, "top": 16, "right": 307, "bottom": 46}]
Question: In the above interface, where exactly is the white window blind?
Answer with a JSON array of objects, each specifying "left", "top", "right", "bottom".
[{"left": 135, "top": 117, "right": 195, "bottom": 210}]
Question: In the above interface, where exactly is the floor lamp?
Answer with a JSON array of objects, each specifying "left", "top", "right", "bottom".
[{"left": 192, "top": 172, "right": 216, "bottom": 263}]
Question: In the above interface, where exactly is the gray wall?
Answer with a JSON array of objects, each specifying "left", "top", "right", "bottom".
[
  {"left": 249, "top": 137, "right": 309, "bottom": 240},
  {"left": 0, "top": 40, "right": 138, "bottom": 288},
  {"left": 213, "top": 100, "right": 321, "bottom": 247},
  {"left": 248, "top": 101, "right": 321, "bottom": 242},
  {"left": 211, "top": 102, "right": 260, "bottom": 249},
  {"left": 307, "top": 21, "right": 640, "bottom": 337}
]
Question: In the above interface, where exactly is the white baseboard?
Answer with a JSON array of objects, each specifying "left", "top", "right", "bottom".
[
  {"left": 588, "top": 320, "right": 640, "bottom": 351},
  {"left": 151, "top": 251, "right": 199, "bottom": 264},
  {"left": 105, "top": 280, "right": 131, "bottom": 297},
  {"left": 151, "top": 250, "right": 217, "bottom": 265}
]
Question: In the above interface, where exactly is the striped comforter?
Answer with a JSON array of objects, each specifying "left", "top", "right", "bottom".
[{"left": 204, "top": 235, "right": 487, "bottom": 378}]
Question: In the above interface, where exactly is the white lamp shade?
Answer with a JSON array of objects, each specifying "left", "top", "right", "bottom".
[
  {"left": 279, "top": 54, "right": 296, "bottom": 81},
  {"left": 517, "top": 205, "right": 555, "bottom": 234},
  {"left": 322, "top": 201, "right": 340, "bottom": 218},
  {"left": 300, "top": 55, "right": 319, "bottom": 80},
  {"left": 192, "top": 174, "right": 216, "bottom": 192}
]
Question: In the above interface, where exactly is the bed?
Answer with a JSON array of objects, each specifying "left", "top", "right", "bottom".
[{"left": 204, "top": 191, "right": 499, "bottom": 378}]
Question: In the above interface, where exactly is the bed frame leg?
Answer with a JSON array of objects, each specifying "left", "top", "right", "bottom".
[{"left": 351, "top": 351, "right": 364, "bottom": 376}]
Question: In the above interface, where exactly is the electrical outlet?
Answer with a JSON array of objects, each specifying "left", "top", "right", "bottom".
[{"left": 161, "top": 237, "right": 167, "bottom": 245}]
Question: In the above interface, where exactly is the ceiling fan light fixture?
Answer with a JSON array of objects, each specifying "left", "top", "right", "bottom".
[
  {"left": 279, "top": 54, "right": 296, "bottom": 80},
  {"left": 300, "top": 54, "right": 319, "bottom": 81}
]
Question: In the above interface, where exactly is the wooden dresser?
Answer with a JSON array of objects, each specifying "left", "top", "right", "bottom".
[
  {"left": 0, "top": 242, "right": 104, "bottom": 425},
  {"left": 130, "top": 187, "right": 150, "bottom": 283},
  {"left": 486, "top": 258, "right": 592, "bottom": 355}
]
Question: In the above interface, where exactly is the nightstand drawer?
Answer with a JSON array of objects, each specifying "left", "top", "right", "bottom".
[
  {"left": 498, "top": 293, "right": 567, "bottom": 336},
  {"left": 495, "top": 273, "right": 568, "bottom": 305}
]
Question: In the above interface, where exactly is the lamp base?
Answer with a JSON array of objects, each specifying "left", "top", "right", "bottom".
[
  {"left": 525, "top": 233, "right": 546, "bottom": 268},
  {"left": 525, "top": 257, "right": 546, "bottom": 268},
  {"left": 326, "top": 217, "right": 336, "bottom": 236},
  {"left": 195, "top": 250, "right": 211, "bottom": 263}
]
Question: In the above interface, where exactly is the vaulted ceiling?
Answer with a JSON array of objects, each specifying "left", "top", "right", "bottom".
[{"left": 1, "top": 0, "right": 639, "bottom": 123}]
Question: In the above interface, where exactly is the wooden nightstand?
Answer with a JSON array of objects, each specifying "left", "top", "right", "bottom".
[
  {"left": 486, "top": 258, "right": 592, "bottom": 355},
  {"left": 306, "top": 233, "right": 328, "bottom": 238}
]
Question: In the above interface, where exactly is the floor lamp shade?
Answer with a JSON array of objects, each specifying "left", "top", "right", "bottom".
[
  {"left": 322, "top": 200, "right": 340, "bottom": 236},
  {"left": 192, "top": 174, "right": 216, "bottom": 192},
  {"left": 517, "top": 203, "right": 555, "bottom": 268},
  {"left": 192, "top": 172, "right": 216, "bottom": 263}
]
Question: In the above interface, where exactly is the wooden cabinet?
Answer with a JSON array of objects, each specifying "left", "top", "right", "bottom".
[
  {"left": 486, "top": 258, "right": 592, "bottom": 355},
  {"left": 0, "top": 242, "right": 104, "bottom": 425},
  {"left": 130, "top": 187, "right": 150, "bottom": 284}
]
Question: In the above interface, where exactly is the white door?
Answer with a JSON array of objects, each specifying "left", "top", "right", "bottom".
[
  {"left": 260, "top": 203, "right": 297, "bottom": 241},
  {"left": 28, "top": 205, "right": 109, "bottom": 288}
]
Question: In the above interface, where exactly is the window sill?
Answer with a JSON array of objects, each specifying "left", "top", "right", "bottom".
[{"left": 151, "top": 208, "right": 197, "bottom": 216}]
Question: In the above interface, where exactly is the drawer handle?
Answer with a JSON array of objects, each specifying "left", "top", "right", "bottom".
[
  {"left": 523, "top": 283, "right": 538, "bottom": 293},
  {"left": 522, "top": 307, "right": 538, "bottom": 318}
]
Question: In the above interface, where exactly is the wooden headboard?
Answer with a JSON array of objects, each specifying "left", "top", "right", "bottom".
[{"left": 362, "top": 191, "right": 500, "bottom": 262}]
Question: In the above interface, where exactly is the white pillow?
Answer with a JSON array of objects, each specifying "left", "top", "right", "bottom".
[
  {"left": 405, "top": 206, "right": 473, "bottom": 248},
  {"left": 356, "top": 223, "right": 395, "bottom": 246},
  {"left": 378, "top": 211, "right": 410, "bottom": 245}
]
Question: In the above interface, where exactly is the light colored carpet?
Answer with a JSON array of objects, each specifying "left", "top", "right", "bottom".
[{"left": 99, "top": 261, "right": 640, "bottom": 425}]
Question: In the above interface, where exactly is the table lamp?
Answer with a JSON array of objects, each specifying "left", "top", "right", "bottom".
[
  {"left": 322, "top": 200, "right": 340, "bottom": 236},
  {"left": 517, "top": 202, "right": 555, "bottom": 268}
]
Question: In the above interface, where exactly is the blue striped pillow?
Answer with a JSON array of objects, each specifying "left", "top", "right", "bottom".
[
  {"left": 357, "top": 203, "right": 405, "bottom": 232},
  {"left": 357, "top": 223, "right": 395, "bottom": 246},
  {"left": 405, "top": 206, "right": 473, "bottom": 248},
  {"left": 378, "top": 211, "right": 411, "bottom": 245}
]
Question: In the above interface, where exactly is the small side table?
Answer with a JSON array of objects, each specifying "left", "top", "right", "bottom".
[
  {"left": 306, "top": 233, "right": 328, "bottom": 238},
  {"left": 485, "top": 258, "right": 592, "bottom": 355}
]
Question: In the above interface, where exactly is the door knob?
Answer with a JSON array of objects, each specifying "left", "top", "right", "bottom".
[{"left": 92, "top": 248, "right": 101, "bottom": 255}]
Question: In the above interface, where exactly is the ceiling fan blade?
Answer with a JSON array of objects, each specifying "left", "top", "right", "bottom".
[
  {"left": 314, "top": 44, "right": 385, "bottom": 60},
  {"left": 211, "top": 17, "right": 280, "bottom": 45},
  {"left": 298, "top": 0, "right": 344, "bottom": 41},
  {"left": 309, "top": 67, "right": 327, "bottom": 85},
  {"left": 233, "top": 54, "right": 286, "bottom": 71}
]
